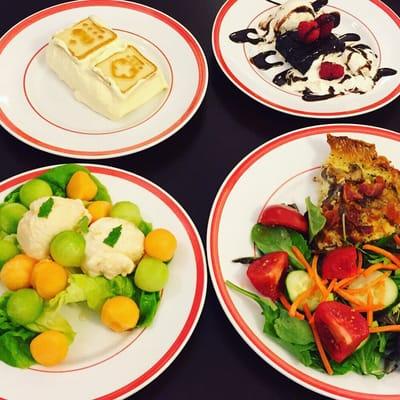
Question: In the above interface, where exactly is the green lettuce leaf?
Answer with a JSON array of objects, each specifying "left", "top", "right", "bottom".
[
  {"left": 0, "top": 292, "right": 36, "bottom": 368},
  {"left": 4, "top": 164, "right": 111, "bottom": 204},
  {"left": 251, "top": 224, "right": 311, "bottom": 269}
]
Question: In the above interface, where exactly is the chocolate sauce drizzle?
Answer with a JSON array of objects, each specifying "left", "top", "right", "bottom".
[
  {"left": 250, "top": 51, "right": 284, "bottom": 70},
  {"left": 302, "top": 87, "right": 338, "bottom": 102},
  {"left": 339, "top": 33, "right": 361, "bottom": 42},
  {"left": 229, "top": 29, "right": 263, "bottom": 45},
  {"left": 265, "top": 0, "right": 281, "bottom": 5},
  {"left": 374, "top": 68, "right": 397, "bottom": 82}
]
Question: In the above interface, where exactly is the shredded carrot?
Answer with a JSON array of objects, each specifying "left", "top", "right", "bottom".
[
  {"left": 394, "top": 234, "right": 400, "bottom": 247},
  {"left": 335, "top": 275, "right": 360, "bottom": 290},
  {"left": 324, "top": 279, "right": 337, "bottom": 301},
  {"left": 370, "top": 325, "right": 400, "bottom": 333},
  {"left": 279, "top": 294, "right": 305, "bottom": 320},
  {"left": 345, "top": 271, "right": 391, "bottom": 295},
  {"left": 303, "top": 303, "right": 333, "bottom": 375},
  {"left": 334, "top": 288, "right": 364, "bottom": 306},
  {"left": 312, "top": 255, "right": 328, "bottom": 298},
  {"left": 291, "top": 246, "right": 313, "bottom": 275},
  {"left": 357, "top": 251, "right": 363, "bottom": 274},
  {"left": 289, "top": 285, "right": 317, "bottom": 318},
  {"left": 363, "top": 263, "right": 398, "bottom": 277},
  {"left": 354, "top": 304, "right": 385, "bottom": 312},
  {"left": 363, "top": 244, "right": 400, "bottom": 267},
  {"left": 367, "top": 292, "right": 373, "bottom": 326}
]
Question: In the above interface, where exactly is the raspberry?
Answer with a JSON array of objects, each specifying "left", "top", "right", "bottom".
[
  {"left": 319, "top": 62, "right": 345, "bottom": 80},
  {"left": 297, "top": 21, "right": 320, "bottom": 44},
  {"left": 316, "top": 14, "right": 335, "bottom": 38}
]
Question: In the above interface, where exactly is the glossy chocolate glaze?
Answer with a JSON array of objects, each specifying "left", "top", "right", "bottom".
[
  {"left": 251, "top": 51, "right": 284, "bottom": 70},
  {"left": 374, "top": 68, "right": 397, "bottom": 82},
  {"left": 229, "top": 29, "right": 263, "bottom": 45},
  {"left": 273, "top": 69, "right": 290, "bottom": 86}
]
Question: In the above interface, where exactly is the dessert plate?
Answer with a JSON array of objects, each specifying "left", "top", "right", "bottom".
[
  {"left": 207, "top": 125, "right": 400, "bottom": 400},
  {"left": 0, "top": 165, "right": 207, "bottom": 400},
  {"left": 0, "top": 1, "right": 208, "bottom": 158},
  {"left": 212, "top": 0, "right": 400, "bottom": 118}
]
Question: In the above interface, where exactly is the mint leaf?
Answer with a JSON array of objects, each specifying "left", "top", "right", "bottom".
[
  {"left": 103, "top": 225, "right": 122, "bottom": 248},
  {"left": 38, "top": 198, "right": 54, "bottom": 218},
  {"left": 77, "top": 216, "right": 89, "bottom": 234},
  {"left": 305, "top": 197, "right": 326, "bottom": 242}
]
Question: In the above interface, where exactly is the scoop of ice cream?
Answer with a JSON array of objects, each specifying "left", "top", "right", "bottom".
[
  {"left": 82, "top": 217, "right": 144, "bottom": 279},
  {"left": 345, "top": 48, "right": 378, "bottom": 78},
  {"left": 17, "top": 196, "right": 91, "bottom": 260},
  {"left": 259, "top": 0, "right": 316, "bottom": 38}
]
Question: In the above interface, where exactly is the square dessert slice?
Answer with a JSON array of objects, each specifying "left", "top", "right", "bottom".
[
  {"left": 46, "top": 17, "right": 168, "bottom": 120},
  {"left": 276, "top": 31, "right": 345, "bottom": 74},
  {"left": 95, "top": 45, "right": 157, "bottom": 94},
  {"left": 54, "top": 17, "right": 117, "bottom": 60}
]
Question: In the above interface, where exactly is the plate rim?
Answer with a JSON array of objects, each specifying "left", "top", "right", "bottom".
[
  {"left": 207, "top": 124, "right": 400, "bottom": 400},
  {"left": 211, "top": 0, "right": 400, "bottom": 119},
  {"left": 0, "top": 0, "right": 209, "bottom": 159},
  {"left": 0, "top": 163, "right": 208, "bottom": 400}
]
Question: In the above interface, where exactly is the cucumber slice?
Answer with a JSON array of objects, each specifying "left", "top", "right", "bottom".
[
  {"left": 285, "top": 270, "right": 333, "bottom": 312},
  {"left": 286, "top": 271, "right": 312, "bottom": 303},
  {"left": 348, "top": 271, "right": 398, "bottom": 309}
]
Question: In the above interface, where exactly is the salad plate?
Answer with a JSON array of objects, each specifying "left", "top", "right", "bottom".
[
  {"left": 207, "top": 124, "right": 400, "bottom": 400},
  {"left": 0, "top": 165, "right": 207, "bottom": 400},
  {"left": 212, "top": 0, "right": 400, "bottom": 118},
  {"left": 0, "top": 0, "right": 208, "bottom": 158}
]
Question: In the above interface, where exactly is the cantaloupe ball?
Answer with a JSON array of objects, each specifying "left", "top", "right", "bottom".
[
  {"left": 101, "top": 296, "right": 140, "bottom": 332},
  {"left": 66, "top": 171, "right": 98, "bottom": 201},
  {"left": 31, "top": 260, "right": 68, "bottom": 299},
  {"left": 30, "top": 331, "right": 69, "bottom": 366},
  {"left": 144, "top": 228, "right": 177, "bottom": 261},
  {"left": 0, "top": 254, "right": 36, "bottom": 290}
]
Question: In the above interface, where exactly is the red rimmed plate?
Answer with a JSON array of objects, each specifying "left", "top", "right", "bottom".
[
  {"left": 0, "top": 1, "right": 208, "bottom": 158},
  {"left": 212, "top": 0, "right": 400, "bottom": 118},
  {"left": 207, "top": 124, "right": 400, "bottom": 399},
  {"left": 0, "top": 165, "right": 207, "bottom": 399}
]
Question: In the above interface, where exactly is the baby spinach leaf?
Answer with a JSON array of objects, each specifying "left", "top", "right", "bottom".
[
  {"left": 251, "top": 224, "right": 311, "bottom": 269},
  {"left": 103, "top": 225, "right": 122, "bottom": 248},
  {"left": 38, "top": 198, "right": 54, "bottom": 218},
  {"left": 274, "top": 310, "right": 314, "bottom": 345},
  {"left": 226, "top": 281, "right": 319, "bottom": 366},
  {"left": 305, "top": 197, "right": 326, "bottom": 242}
]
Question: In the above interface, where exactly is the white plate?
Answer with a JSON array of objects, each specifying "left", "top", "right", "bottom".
[
  {"left": 0, "top": 1, "right": 208, "bottom": 158},
  {"left": 212, "top": 0, "right": 400, "bottom": 118},
  {"left": 207, "top": 125, "right": 400, "bottom": 400},
  {"left": 0, "top": 165, "right": 207, "bottom": 400}
]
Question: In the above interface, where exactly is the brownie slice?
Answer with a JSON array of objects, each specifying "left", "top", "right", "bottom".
[{"left": 276, "top": 31, "right": 345, "bottom": 75}]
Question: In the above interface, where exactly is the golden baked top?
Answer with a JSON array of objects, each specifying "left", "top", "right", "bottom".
[
  {"left": 316, "top": 135, "right": 400, "bottom": 250},
  {"left": 95, "top": 45, "right": 157, "bottom": 94},
  {"left": 55, "top": 17, "right": 117, "bottom": 60}
]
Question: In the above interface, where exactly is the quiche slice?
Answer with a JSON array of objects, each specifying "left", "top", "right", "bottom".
[{"left": 316, "top": 134, "right": 400, "bottom": 250}]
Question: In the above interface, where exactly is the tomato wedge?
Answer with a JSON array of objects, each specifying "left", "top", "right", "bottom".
[
  {"left": 246, "top": 252, "right": 289, "bottom": 301},
  {"left": 259, "top": 205, "right": 308, "bottom": 234},
  {"left": 314, "top": 301, "right": 369, "bottom": 363},
  {"left": 322, "top": 246, "right": 357, "bottom": 280}
]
